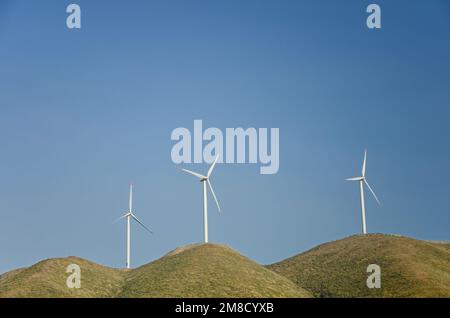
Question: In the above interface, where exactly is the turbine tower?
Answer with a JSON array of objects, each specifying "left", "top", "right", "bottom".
[
  {"left": 181, "top": 155, "right": 221, "bottom": 243},
  {"left": 115, "top": 184, "right": 153, "bottom": 269},
  {"left": 346, "top": 149, "right": 381, "bottom": 234}
]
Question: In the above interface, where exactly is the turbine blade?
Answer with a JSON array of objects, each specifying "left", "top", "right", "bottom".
[
  {"left": 364, "top": 179, "right": 381, "bottom": 206},
  {"left": 181, "top": 168, "right": 206, "bottom": 180},
  {"left": 207, "top": 155, "right": 220, "bottom": 178},
  {"left": 131, "top": 214, "right": 153, "bottom": 234},
  {"left": 207, "top": 180, "right": 221, "bottom": 213},
  {"left": 129, "top": 184, "right": 133, "bottom": 212},
  {"left": 113, "top": 213, "right": 129, "bottom": 223},
  {"left": 346, "top": 177, "right": 363, "bottom": 181},
  {"left": 362, "top": 149, "right": 367, "bottom": 177}
]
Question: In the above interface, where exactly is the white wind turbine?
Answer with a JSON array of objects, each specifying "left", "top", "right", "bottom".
[
  {"left": 181, "top": 155, "right": 221, "bottom": 243},
  {"left": 115, "top": 184, "right": 153, "bottom": 269},
  {"left": 346, "top": 149, "right": 381, "bottom": 235}
]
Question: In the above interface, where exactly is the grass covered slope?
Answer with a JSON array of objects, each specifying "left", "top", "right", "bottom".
[
  {"left": 0, "top": 257, "right": 125, "bottom": 298},
  {"left": 0, "top": 244, "right": 310, "bottom": 298},
  {"left": 119, "top": 244, "right": 311, "bottom": 298},
  {"left": 268, "top": 234, "right": 450, "bottom": 298}
]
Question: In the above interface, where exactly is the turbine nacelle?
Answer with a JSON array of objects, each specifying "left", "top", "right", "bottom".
[{"left": 346, "top": 176, "right": 364, "bottom": 182}]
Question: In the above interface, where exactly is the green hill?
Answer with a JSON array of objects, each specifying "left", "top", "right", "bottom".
[
  {"left": 0, "top": 244, "right": 310, "bottom": 298},
  {"left": 3, "top": 236, "right": 449, "bottom": 298},
  {"left": 267, "top": 234, "right": 450, "bottom": 298},
  {"left": 119, "top": 243, "right": 310, "bottom": 297},
  {"left": 0, "top": 257, "right": 125, "bottom": 298}
]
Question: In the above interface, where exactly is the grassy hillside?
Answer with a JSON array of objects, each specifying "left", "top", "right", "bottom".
[
  {"left": 0, "top": 257, "right": 125, "bottom": 298},
  {"left": 0, "top": 244, "right": 310, "bottom": 298},
  {"left": 119, "top": 243, "right": 310, "bottom": 298},
  {"left": 3, "top": 236, "right": 448, "bottom": 298},
  {"left": 268, "top": 234, "right": 450, "bottom": 298}
]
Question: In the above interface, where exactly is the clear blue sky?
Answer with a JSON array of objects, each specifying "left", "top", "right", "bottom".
[{"left": 1, "top": 0, "right": 449, "bottom": 274}]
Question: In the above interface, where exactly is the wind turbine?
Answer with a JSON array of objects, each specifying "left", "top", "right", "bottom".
[
  {"left": 181, "top": 155, "right": 221, "bottom": 243},
  {"left": 346, "top": 149, "right": 381, "bottom": 235},
  {"left": 115, "top": 184, "right": 153, "bottom": 269}
]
